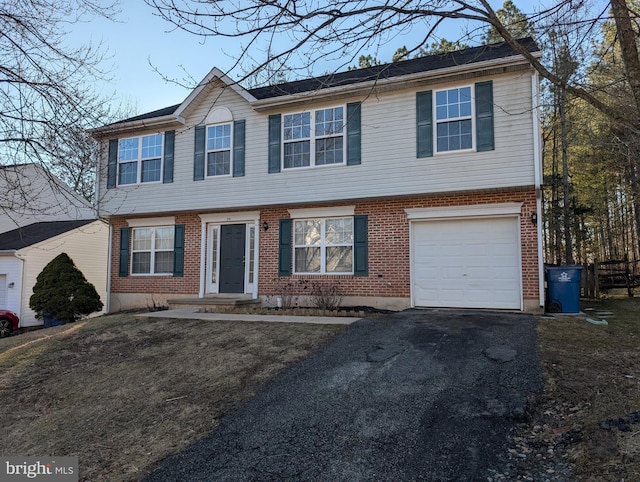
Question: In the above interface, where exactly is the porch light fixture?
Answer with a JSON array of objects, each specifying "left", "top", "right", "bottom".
[
  {"left": 262, "top": 221, "right": 269, "bottom": 231},
  {"left": 530, "top": 212, "right": 537, "bottom": 225}
]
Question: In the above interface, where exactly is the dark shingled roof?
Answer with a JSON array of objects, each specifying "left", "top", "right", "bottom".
[
  {"left": 0, "top": 220, "right": 96, "bottom": 250},
  {"left": 248, "top": 37, "right": 540, "bottom": 100},
  {"left": 112, "top": 103, "right": 181, "bottom": 124},
  {"left": 114, "top": 37, "right": 539, "bottom": 124}
]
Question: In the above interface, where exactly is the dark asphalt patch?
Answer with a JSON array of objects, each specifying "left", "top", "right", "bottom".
[{"left": 144, "top": 309, "right": 542, "bottom": 481}]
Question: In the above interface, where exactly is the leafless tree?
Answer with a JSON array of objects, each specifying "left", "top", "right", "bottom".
[
  {"left": 144, "top": 0, "right": 640, "bottom": 134},
  {"left": 0, "top": 0, "right": 119, "bottom": 215}
]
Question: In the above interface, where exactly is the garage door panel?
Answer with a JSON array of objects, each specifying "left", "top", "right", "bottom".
[{"left": 413, "top": 217, "right": 521, "bottom": 309}]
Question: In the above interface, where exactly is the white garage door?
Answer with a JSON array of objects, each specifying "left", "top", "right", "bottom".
[
  {"left": 412, "top": 217, "right": 522, "bottom": 309},
  {"left": 0, "top": 275, "right": 6, "bottom": 309}
]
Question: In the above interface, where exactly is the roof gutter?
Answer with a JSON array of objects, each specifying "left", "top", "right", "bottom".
[
  {"left": 90, "top": 114, "right": 186, "bottom": 138},
  {"left": 250, "top": 52, "right": 542, "bottom": 112}
]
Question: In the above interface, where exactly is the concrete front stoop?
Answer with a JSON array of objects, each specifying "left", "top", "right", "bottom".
[{"left": 167, "top": 295, "right": 261, "bottom": 313}]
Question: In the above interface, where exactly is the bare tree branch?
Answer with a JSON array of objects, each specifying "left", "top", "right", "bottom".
[
  {"left": 144, "top": 0, "right": 640, "bottom": 134},
  {"left": 0, "top": 0, "right": 124, "bottom": 214}
]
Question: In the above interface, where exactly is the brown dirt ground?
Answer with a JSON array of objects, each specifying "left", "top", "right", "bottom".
[
  {"left": 0, "top": 314, "right": 346, "bottom": 481},
  {"left": 3, "top": 300, "right": 640, "bottom": 481},
  {"left": 528, "top": 297, "right": 640, "bottom": 481}
]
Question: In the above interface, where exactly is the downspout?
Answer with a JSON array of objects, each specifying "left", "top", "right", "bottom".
[
  {"left": 14, "top": 252, "right": 25, "bottom": 325},
  {"left": 95, "top": 139, "right": 111, "bottom": 313},
  {"left": 106, "top": 223, "right": 112, "bottom": 314},
  {"left": 532, "top": 71, "right": 545, "bottom": 308}
]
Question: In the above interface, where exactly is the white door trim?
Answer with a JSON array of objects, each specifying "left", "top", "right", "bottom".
[{"left": 199, "top": 212, "right": 260, "bottom": 299}]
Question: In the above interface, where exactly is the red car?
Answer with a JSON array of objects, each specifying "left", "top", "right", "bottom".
[{"left": 0, "top": 310, "right": 19, "bottom": 337}]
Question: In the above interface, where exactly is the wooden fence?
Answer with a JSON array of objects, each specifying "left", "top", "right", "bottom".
[{"left": 581, "top": 256, "right": 640, "bottom": 299}]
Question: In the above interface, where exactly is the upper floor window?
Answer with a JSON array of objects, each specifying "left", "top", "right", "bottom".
[
  {"left": 283, "top": 106, "right": 344, "bottom": 169},
  {"left": 435, "top": 86, "right": 472, "bottom": 152},
  {"left": 118, "top": 133, "right": 163, "bottom": 185},
  {"left": 131, "top": 226, "right": 174, "bottom": 275},
  {"left": 207, "top": 123, "right": 232, "bottom": 176},
  {"left": 294, "top": 217, "right": 353, "bottom": 274}
]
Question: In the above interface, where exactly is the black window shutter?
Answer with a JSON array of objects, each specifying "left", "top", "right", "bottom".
[
  {"left": 416, "top": 91, "right": 433, "bottom": 158},
  {"left": 233, "top": 120, "right": 245, "bottom": 177},
  {"left": 268, "top": 114, "right": 281, "bottom": 173},
  {"left": 173, "top": 224, "right": 185, "bottom": 277},
  {"left": 107, "top": 139, "right": 118, "bottom": 188},
  {"left": 353, "top": 214, "right": 368, "bottom": 276},
  {"left": 475, "top": 81, "right": 494, "bottom": 152},
  {"left": 346, "top": 102, "right": 361, "bottom": 165},
  {"left": 163, "top": 130, "right": 175, "bottom": 183},
  {"left": 119, "top": 227, "right": 130, "bottom": 277},
  {"left": 278, "top": 218, "right": 292, "bottom": 276},
  {"left": 194, "top": 125, "right": 205, "bottom": 180}
]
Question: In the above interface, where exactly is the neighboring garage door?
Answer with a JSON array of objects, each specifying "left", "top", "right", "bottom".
[
  {"left": 0, "top": 275, "right": 5, "bottom": 309},
  {"left": 412, "top": 216, "right": 522, "bottom": 310}
]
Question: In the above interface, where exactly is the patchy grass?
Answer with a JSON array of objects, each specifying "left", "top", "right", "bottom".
[
  {"left": 535, "top": 297, "right": 640, "bottom": 481},
  {"left": 0, "top": 314, "right": 346, "bottom": 481}
]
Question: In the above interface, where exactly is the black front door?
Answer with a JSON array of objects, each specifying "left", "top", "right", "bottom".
[{"left": 219, "top": 224, "right": 246, "bottom": 293}]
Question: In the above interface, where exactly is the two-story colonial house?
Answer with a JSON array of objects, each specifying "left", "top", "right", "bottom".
[{"left": 93, "top": 38, "right": 544, "bottom": 313}]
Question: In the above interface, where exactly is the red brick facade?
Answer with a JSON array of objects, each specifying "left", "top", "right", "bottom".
[{"left": 110, "top": 186, "right": 540, "bottom": 309}]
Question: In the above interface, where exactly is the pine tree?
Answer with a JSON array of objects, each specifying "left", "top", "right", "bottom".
[{"left": 30, "top": 253, "right": 103, "bottom": 323}]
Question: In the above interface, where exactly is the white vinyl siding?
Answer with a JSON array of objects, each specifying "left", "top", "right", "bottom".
[
  {"left": 98, "top": 72, "right": 536, "bottom": 216},
  {"left": 17, "top": 220, "right": 109, "bottom": 327},
  {"left": 0, "top": 164, "right": 95, "bottom": 233}
]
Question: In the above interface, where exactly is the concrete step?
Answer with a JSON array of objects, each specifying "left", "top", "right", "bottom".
[{"left": 167, "top": 296, "right": 261, "bottom": 312}]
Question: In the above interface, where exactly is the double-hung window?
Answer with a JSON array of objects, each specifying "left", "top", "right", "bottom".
[
  {"left": 294, "top": 217, "right": 353, "bottom": 274},
  {"left": 118, "top": 133, "right": 163, "bottom": 185},
  {"left": 283, "top": 107, "right": 345, "bottom": 169},
  {"left": 435, "top": 86, "right": 473, "bottom": 152},
  {"left": 131, "top": 226, "right": 175, "bottom": 275},
  {"left": 207, "top": 123, "right": 232, "bottom": 176}
]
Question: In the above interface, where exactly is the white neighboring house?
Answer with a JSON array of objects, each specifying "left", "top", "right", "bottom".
[
  {"left": 0, "top": 164, "right": 108, "bottom": 327},
  {"left": 0, "top": 163, "right": 96, "bottom": 233}
]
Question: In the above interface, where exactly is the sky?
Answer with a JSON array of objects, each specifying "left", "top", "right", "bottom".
[{"left": 67, "top": 2, "right": 507, "bottom": 117}]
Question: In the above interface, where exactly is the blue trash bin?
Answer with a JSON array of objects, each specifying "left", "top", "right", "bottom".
[
  {"left": 43, "top": 312, "right": 64, "bottom": 327},
  {"left": 546, "top": 265, "right": 583, "bottom": 313}
]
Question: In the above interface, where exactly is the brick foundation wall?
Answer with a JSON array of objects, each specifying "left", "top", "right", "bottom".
[{"left": 109, "top": 186, "right": 540, "bottom": 309}]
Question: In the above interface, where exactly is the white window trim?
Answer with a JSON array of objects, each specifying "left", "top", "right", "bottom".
[
  {"left": 131, "top": 226, "right": 175, "bottom": 276},
  {"left": 281, "top": 105, "right": 347, "bottom": 170},
  {"left": 434, "top": 85, "right": 475, "bottom": 154},
  {"left": 293, "top": 216, "right": 354, "bottom": 275},
  {"left": 117, "top": 133, "right": 164, "bottom": 185},
  {"left": 127, "top": 216, "right": 175, "bottom": 228},
  {"left": 288, "top": 206, "right": 355, "bottom": 219},
  {"left": 206, "top": 122, "right": 233, "bottom": 178}
]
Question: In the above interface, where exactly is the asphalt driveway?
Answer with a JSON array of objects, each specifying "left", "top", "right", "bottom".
[{"left": 144, "top": 309, "right": 542, "bottom": 481}]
